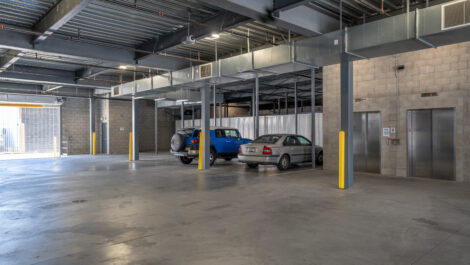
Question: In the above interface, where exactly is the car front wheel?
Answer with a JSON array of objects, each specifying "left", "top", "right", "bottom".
[{"left": 277, "top": 154, "right": 290, "bottom": 170}]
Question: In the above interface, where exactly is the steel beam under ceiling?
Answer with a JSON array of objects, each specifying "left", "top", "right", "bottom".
[
  {"left": 199, "top": 0, "right": 339, "bottom": 36},
  {"left": 136, "top": 12, "right": 251, "bottom": 61},
  {"left": 0, "top": 28, "right": 189, "bottom": 71},
  {"left": 34, "top": 0, "right": 92, "bottom": 43}
]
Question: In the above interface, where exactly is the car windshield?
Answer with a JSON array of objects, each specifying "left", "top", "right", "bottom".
[
  {"left": 177, "top": 129, "right": 194, "bottom": 137},
  {"left": 252, "top": 135, "right": 282, "bottom": 144}
]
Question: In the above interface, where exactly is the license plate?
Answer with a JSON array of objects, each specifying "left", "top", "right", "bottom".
[{"left": 247, "top": 147, "right": 256, "bottom": 152}]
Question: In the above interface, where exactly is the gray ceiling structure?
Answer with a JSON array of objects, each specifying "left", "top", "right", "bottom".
[{"left": 0, "top": 0, "right": 456, "bottom": 105}]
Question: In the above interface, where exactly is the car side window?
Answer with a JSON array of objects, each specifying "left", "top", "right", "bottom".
[
  {"left": 296, "top": 136, "right": 311, "bottom": 146},
  {"left": 283, "top": 136, "right": 298, "bottom": 146},
  {"left": 224, "top": 129, "right": 238, "bottom": 138},
  {"left": 192, "top": 130, "right": 200, "bottom": 138},
  {"left": 215, "top": 129, "right": 224, "bottom": 138}
]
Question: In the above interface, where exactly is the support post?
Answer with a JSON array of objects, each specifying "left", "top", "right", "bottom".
[
  {"left": 254, "top": 77, "right": 259, "bottom": 138},
  {"left": 294, "top": 82, "right": 298, "bottom": 134},
  {"left": 218, "top": 101, "right": 222, "bottom": 127},
  {"left": 155, "top": 100, "right": 158, "bottom": 155},
  {"left": 132, "top": 96, "right": 139, "bottom": 161},
  {"left": 311, "top": 68, "right": 316, "bottom": 168},
  {"left": 278, "top": 98, "right": 281, "bottom": 115},
  {"left": 213, "top": 84, "right": 217, "bottom": 126},
  {"left": 285, "top": 92, "right": 288, "bottom": 114},
  {"left": 192, "top": 105, "right": 195, "bottom": 127},
  {"left": 89, "top": 98, "right": 95, "bottom": 155},
  {"left": 180, "top": 101, "right": 185, "bottom": 129},
  {"left": 200, "top": 86, "right": 211, "bottom": 170},
  {"left": 340, "top": 53, "right": 354, "bottom": 188}
]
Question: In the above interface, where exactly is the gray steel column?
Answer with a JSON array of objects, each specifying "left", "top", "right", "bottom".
[
  {"left": 191, "top": 105, "right": 195, "bottom": 127},
  {"left": 213, "top": 84, "right": 216, "bottom": 126},
  {"left": 218, "top": 101, "right": 222, "bottom": 126},
  {"left": 254, "top": 77, "right": 259, "bottom": 138},
  {"left": 294, "top": 82, "right": 298, "bottom": 134},
  {"left": 155, "top": 101, "right": 158, "bottom": 155},
  {"left": 340, "top": 53, "right": 354, "bottom": 188},
  {"left": 201, "top": 86, "right": 211, "bottom": 169},
  {"left": 285, "top": 92, "right": 288, "bottom": 114},
  {"left": 132, "top": 96, "right": 139, "bottom": 161},
  {"left": 278, "top": 98, "right": 281, "bottom": 115},
  {"left": 311, "top": 68, "right": 316, "bottom": 168},
  {"left": 180, "top": 101, "right": 185, "bottom": 129},
  {"left": 89, "top": 98, "right": 95, "bottom": 155}
]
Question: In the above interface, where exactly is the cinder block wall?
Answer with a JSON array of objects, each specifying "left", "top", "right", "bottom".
[
  {"left": 323, "top": 42, "right": 470, "bottom": 182},
  {"left": 61, "top": 98, "right": 90, "bottom": 154}
]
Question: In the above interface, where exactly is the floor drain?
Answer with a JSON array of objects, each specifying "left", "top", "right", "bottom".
[{"left": 72, "top": 199, "right": 87, "bottom": 203}]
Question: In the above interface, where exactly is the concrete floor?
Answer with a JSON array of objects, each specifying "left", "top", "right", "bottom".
[{"left": 1, "top": 154, "right": 469, "bottom": 265}]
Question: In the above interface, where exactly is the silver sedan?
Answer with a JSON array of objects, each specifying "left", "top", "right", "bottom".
[{"left": 238, "top": 134, "right": 323, "bottom": 170}]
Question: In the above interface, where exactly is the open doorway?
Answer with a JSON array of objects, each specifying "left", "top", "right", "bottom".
[{"left": 0, "top": 105, "right": 60, "bottom": 160}]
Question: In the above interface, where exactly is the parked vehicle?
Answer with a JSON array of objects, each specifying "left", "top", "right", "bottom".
[
  {"left": 238, "top": 134, "right": 323, "bottom": 170},
  {"left": 170, "top": 127, "right": 252, "bottom": 165}
]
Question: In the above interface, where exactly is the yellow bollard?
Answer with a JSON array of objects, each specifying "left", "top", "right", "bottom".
[
  {"left": 53, "top": 136, "right": 57, "bottom": 158},
  {"left": 129, "top": 132, "right": 133, "bottom": 161},
  {"left": 338, "top": 131, "right": 345, "bottom": 189},
  {"left": 198, "top": 132, "right": 204, "bottom": 170},
  {"left": 92, "top": 132, "right": 96, "bottom": 156}
]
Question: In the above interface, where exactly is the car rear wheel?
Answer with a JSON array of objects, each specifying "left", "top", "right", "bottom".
[
  {"left": 210, "top": 148, "right": 216, "bottom": 166},
  {"left": 179, "top": 157, "right": 193, "bottom": 164},
  {"left": 247, "top": 163, "right": 258, "bottom": 169},
  {"left": 277, "top": 154, "right": 290, "bottom": 170},
  {"left": 316, "top": 151, "right": 323, "bottom": 165}
]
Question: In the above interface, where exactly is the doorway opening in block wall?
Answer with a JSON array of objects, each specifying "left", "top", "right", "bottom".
[{"left": 0, "top": 105, "right": 60, "bottom": 160}]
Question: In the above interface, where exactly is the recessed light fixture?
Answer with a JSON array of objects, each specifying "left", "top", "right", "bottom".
[
  {"left": 133, "top": 96, "right": 144, "bottom": 99},
  {"left": 118, "top": 65, "right": 127, "bottom": 70},
  {"left": 206, "top": 33, "right": 220, "bottom": 40},
  {"left": 155, "top": 98, "right": 166, "bottom": 101},
  {"left": 176, "top": 99, "right": 189, "bottom": 102}
]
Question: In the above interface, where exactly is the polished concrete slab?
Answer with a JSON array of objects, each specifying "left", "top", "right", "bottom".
[{"left": 1, "top": 154, "right": 469, "bottom": 265}]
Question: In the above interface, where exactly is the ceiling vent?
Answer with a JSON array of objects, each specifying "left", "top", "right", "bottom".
[
  {"left": 199, "top": 63, "right": 212, "bottom": 79},
  {"left": 442, "top": 0, "right": 470, "bottom": 30}
]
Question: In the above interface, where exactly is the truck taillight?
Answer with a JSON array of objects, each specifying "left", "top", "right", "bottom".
[
  {"left": 263, "top": 146, "right": 272, "bottom": 155},
  {"left": 238, "top": 146, "right": 242, "bottom": 154},
  {"left": 192, "top": 139, "right": 199, "bottom": 144}
]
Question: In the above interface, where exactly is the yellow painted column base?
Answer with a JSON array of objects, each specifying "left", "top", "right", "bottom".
[{"left": 339, "top": 131, "right": 345, "bottom": 189}]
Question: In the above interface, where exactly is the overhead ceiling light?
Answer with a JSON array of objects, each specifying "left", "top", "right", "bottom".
[
  {"left": 133, "top": 96, "right": 145, "bottom": 99},
  {"left": 155, "top": 98, "right": 166, "bottom": 101},
  {"left": 176, "top": 99, "right": 188, "bottom": 102},
  {"left": 206, "top": 33, "right": 220, "bottom": 40},
  {"left": 118, "top": 65, "right": 128, "bottom": 70}
]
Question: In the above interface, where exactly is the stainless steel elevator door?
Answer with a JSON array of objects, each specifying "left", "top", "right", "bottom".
[
  {"left": 353, "top": 112, "right": 381, "bottom": 173},
  {"left": 407, "top": 109, "right": 455, "bottom": 180}
]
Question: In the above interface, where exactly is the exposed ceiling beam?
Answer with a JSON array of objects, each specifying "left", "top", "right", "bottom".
[
  {"left": 136, "top": 12, "right": 251, "bottom": 60},
  {"left": 0, "top": 65, "right": 112, "bottom": 89},
  {"left": 199, "top": 0, "right": 339, "bottom": 36},
  {"left": 33, "top": 0, "right": 92, "bottom": 43},
  {"left": 0, "top": 50, "right": 22, "bottom": 72},
  {"left": 0, "top": 27, "right": 189, "bottom": 70}
]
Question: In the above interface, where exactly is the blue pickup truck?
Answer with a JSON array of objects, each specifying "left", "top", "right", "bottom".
[{"left": 170, "top": 127, "right": 251, "bottom": 166}]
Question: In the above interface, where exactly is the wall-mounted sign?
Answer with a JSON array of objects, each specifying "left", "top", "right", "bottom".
[
  {"left": 120, "top": 127, "right": 125, "bottom": 131},
  {"left": 383, "top": 128, "right": 390, "bottom": 137},
  {"left": 390, "top": 127, "right": 396, "bottom": 134}
]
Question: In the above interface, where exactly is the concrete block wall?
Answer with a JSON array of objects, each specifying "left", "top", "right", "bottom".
[
  {"left": 108, "top": 100, "right": 132, "bottom": 154},
  {"left": 323, "top": 42, "right": 470, "bottom": 182},
  {"left": 61, "top": 97, "right": 90, "bottom": 155}
]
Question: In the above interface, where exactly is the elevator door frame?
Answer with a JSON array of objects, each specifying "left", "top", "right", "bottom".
[
  {"left": 353, "top": 111, "right": 382, "bottom": 174},
  {"left": 407, "top": 108, "right": 456, "bottom": 180}
]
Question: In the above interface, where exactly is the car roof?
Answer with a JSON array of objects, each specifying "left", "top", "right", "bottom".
[{"left": 181, "top": 127, "right": 238, "bottom": 130}]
